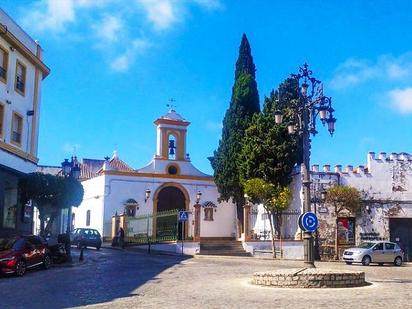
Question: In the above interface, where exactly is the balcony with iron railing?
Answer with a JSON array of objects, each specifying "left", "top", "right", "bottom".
[
  {"left": 15, "top": 77, "right": 25, "bottom": 93},
  {"left": 12, "top": 131, "right": 21, "bottom": 144}
]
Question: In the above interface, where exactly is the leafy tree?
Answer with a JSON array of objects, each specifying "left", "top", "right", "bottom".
[
  {"left": 209, "top": 34, "right": 260, "bottom": 227},
  {"left": 19, "top": 173, "right": 84, "bottom": 235},
  {"left": 238, "top": 78, "right": 300, "bottom": 256},
  {"left": 244, "top": 178, "right": 292, "bottom": 257},
  {"left": 325, "top": 185, "right": 362, "bottom": 259}
]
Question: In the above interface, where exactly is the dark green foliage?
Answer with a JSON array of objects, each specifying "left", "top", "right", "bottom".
[
  {"left": 235, "top": 33, "right": 256, "bottom": 79},
  {"left": 239, "top": 78, "right": 301, "bottom": 187},
  {"left": 20, "top": 173, "right": 84, "bottom": 208},
  {"left": 209, "top": 34, "right": 260, "bottom": 207},
  {"left": 19, "top": 172, "right": 84, "bottom": 234}
]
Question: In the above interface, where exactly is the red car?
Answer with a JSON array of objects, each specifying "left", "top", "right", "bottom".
[{"left": 0, "top": 236, "right": 51, "bottom": 277}]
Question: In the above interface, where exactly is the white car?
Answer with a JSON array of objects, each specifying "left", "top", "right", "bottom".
[{"left": 342, "top": 241, "right": 404, "bottom": 266}]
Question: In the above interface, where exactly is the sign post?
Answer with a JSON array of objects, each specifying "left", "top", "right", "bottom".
[{"left": 178, "top": 211, "right": 189, "bottom": 256}]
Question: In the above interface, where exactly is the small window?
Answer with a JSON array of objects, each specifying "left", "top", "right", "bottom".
[
  {"left": 0, "top": 104, "right": 4, "bottom": 138},
  {"left": 204, "top": 208, "right": 213, "bottom": 221},
  {"left": 13, "top": 239, "right": 26, "bottom": 251},
  {"left": 167, "top": 165, "right": 178, "bottom": 175},
  {"left": 385, "top": 243, "right": 395, "bottom": 250},
  {"left": 86, "top": 210, "right": 91, "bottom": 226},
  {"left": 11, "top": 112, "right": 23, "bottom": 146},
  {"left": 15, "top": 60, "right": 26, "bottom": 95},
  {"left": 0, "top": 46, "right": 8, "bottom": 83},
  {"left": 374, "top": 243, "right": 384, "bottom": 251}
]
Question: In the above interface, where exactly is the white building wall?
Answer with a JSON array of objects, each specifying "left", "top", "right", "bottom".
[
  {"left": 251, "top": 171, "right": 302, "bottom": 240},
  {"left": 0, "top": 34, "right": 38, "bottom": 173},
  {"left": 78, "top": 172, "right": 236, "bottom": 239},
  {"left": 73, "top": 176, "right": 106, "bottom": 235}
]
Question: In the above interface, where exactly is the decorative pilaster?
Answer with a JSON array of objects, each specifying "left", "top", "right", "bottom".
[
  {"left": 243, "top": 204, "right": 251, "bottom": 241},
  {"left": 111, "top": 213, "right": 120, "bottom": 239},
  {"left": 119, "top": 214, "right": 128, "bottom": 240},
  {"left": 194, "top": 203, "right": 201, "bottom": 241}
]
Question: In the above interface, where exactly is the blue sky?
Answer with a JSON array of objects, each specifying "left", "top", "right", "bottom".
[{"left": 3, "top": 1, "right": 412, "bottom": 174}]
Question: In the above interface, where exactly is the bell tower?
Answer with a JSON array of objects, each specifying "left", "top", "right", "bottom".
[{"left": 154, "top": 108, "right": 190, "bottom": 161}]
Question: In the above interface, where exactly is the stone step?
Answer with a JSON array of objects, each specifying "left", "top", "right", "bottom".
[
  {"left": 200, "top": 245, "right": 244, "bottom": 249},
  {"left": 197, "top": 252, "right": 251, "bottom": 256},
  {"left": 198, "top": 241, "right": 250, "bottom": 257}
]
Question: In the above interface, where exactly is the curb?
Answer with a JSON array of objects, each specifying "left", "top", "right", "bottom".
[{"left": 101, "top": 244, "right": 190, "bottom": 257}]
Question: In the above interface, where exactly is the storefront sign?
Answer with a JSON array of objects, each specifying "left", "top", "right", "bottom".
[{"left": 360, "top": 232, "right": 383, "bottom": 241}]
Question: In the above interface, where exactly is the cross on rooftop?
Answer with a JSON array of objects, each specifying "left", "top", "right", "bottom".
[{"left": 167, "top": 98, "right": 176, "bottom": 111}]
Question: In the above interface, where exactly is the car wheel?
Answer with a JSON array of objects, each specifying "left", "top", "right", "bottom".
[
  {"left": 362, "top": 255, "right": 371, "bottom": 266},
  {"left": 15, "top": 260, "right": 26, "bottom": 277},
  {"left": 96, "top": 245, "right": 101, "bottom": 250},
  {"left": 43, "top": 255, "right": 51, "bottom": 270},
  {"left": 345, "top": 262, "right": 352, "bottom": 265},
  {"left": 378, "top": 263, "right": 384, "bottom": 266},
  {"left": 394, "top": 256, "right": 402, "bottom": 266}
]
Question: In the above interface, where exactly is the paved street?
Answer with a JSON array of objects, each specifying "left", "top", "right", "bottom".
[{"left": 1, "top": 248, "right": 411, "bottom": 309}]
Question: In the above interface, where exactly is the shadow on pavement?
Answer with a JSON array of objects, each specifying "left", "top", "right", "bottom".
[{"left": 0, "top": 248, "right": 190, "bottom": 308}]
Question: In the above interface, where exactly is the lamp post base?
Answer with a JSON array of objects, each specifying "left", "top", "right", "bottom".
[{"left": 303, "top": 231, "right": 315, "bottom": 268}]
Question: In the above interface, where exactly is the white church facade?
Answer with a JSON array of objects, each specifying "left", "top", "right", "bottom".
[
  {"left": 71, "top": 109, "right": 412, "bottom": 259},
  {"left": 73, "top": 109, "right": 237, "bottom": 246}
]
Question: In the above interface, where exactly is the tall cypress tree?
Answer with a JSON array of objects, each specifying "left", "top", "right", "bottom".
[{"left": 209, "top": 34, "right": 260, "bottom": 224}]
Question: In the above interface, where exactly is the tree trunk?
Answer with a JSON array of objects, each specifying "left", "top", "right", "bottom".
[
  {"left": 335, "top": 217, "right": 339, "bottom": 260},
  {"left": 268, "top": 211, "right": 276, "bottom": 259},
  {"left": 274, "top": 211, "right": 282, "bottom": 240}
]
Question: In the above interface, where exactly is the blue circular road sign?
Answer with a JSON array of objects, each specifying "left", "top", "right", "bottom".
[{"left": 300, "top": 212, "right": 318, "bottom": 233}]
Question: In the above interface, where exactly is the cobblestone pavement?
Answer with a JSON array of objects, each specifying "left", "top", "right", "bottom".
[{"left": 1, "top": 248, "right": 411, "bottom": 309}]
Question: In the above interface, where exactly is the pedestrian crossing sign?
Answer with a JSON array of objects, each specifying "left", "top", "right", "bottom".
[{"left": 178, "top": 211, "right": 189, "bottom": 221}]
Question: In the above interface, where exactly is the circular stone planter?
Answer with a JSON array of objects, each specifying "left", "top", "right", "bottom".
[{"left": 253, "top": 268, "right": 366, "bottom": 288}]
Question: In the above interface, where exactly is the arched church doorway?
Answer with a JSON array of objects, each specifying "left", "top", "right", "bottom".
[{"left": 155, "top": 184, "right": 188, "bottom": 240}]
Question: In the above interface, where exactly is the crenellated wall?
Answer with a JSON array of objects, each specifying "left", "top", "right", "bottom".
[
  {"left": 310, "top": 151, "right": 412, "bottom": 259},
  {"left": 252, "top": 151, "right": 412, "bottom": 260}
]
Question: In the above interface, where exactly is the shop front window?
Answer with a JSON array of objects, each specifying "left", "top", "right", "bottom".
[
  {"left": 337, "top": 217, "right": 355, "bottom": 245},
  {"left": 3, "top": 182, "right": 18, "bottom": 229}
]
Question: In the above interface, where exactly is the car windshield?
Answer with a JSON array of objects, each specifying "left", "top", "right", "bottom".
[
  {"left": 357, "top": 242, "right": 375, "bottom": 249},
  {"left": 0, "top": 238, "right": 18, "bottom": 251}
]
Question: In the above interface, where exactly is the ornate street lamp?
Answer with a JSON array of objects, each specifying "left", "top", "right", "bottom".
[
  {"left": 144, "top": 189, "right": 151, "bottom": 202},
  {"left": 195, "top": 191, "right": 202, "bottom": 204},
  {"left": 60, "top": 156, "right": 81, "bottom": 262},
  {"left": 244, "top": 193, "right": 250, "bottom": 206},
  {"left": 274, "top": 63, "right": 336, "bottom": 267}
]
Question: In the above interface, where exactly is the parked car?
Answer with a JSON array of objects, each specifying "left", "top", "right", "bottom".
[
  {"left": 0, "top": 235, "right": 51, "bottom": 277},
  {"left": 342, "top": 241, "right": 404, "bottom": 266},
  {"left": 71, "top": 228, "right": 102, "bottom": 250}
]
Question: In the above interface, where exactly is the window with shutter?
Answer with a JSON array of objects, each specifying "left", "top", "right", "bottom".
[
  {"left": 15, "top": 60, "right": 26, "bottom": 95},
  {"left": 11, "top": 112, "right": 23, "bottom": 146},
  {"left": 0, "top": 46, "right": 7, "bottom": 83}
]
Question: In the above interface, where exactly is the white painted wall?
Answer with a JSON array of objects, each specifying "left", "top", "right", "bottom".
[
  {"left": 0, "top": 13, "right": 43, "bottom": 173},
  {"left": 78, "top": 172, "right": 236, "bottom": 239},
  {"left": 73, "top": 176, "right": 106, "bottom": 235}
]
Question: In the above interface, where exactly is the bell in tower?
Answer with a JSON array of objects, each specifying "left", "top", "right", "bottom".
[{"left": 168, "top": 138, "right": 176, "bottom": 159}]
